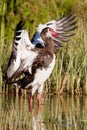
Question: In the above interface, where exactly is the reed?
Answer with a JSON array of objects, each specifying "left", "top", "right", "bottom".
[{"left": 0, "top": 0, "right": 87, "bottom": 94}]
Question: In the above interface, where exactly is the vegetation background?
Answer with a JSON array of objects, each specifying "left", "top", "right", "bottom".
[{"left": 0, "top": 0, "right": 87, "bottom": 95}]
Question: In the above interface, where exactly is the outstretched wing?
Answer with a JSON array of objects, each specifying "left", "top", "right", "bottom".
[
  {"left": 7, "top": 21, "right": 24, "bottom": 68},
  {"left": 32, "top": 13, "right": 77, "bottom": 49},
  {"left": 6, "top": 21, "right": 35, "bottom": 81},
  {"left": 47, "top": 13, "right": 77, "bottom": 47}
]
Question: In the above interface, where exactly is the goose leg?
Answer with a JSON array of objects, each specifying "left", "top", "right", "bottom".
[
  {"left": 29, "top": 94, "right": 33, "bottom": 112},
  {"left": 37, "top": 84, "right": 43, "bottom": 112},
  {"left": 37, "top": 94, "right": 41, "bottom": 112},
  {"left": 29, "top": 84, "right": 38, "bottom": 112}
]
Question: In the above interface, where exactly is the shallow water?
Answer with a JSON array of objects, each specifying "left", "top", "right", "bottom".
[{"left": 0, "top": 92, "right": 87, "bottom": 130}]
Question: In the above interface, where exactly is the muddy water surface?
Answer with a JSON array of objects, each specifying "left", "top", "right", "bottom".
[{"left": 0, "top": 92, "right": 87, "bottom": 130}]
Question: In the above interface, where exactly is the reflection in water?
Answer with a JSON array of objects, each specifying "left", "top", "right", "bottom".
[{"left": 0, "top": 92, "right": 87, "bottom": 130}]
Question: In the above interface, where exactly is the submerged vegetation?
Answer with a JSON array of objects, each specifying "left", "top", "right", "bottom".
[{"left": 0, "top": 0, "right": 87, "bottom": 95}]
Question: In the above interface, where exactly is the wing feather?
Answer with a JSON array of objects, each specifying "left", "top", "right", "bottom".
[
  {"left": 36, "top": 13, "right": 77, "bottom": 49},
  {"left": 46, "top": 13, "right": 77, "bottom": 48},
  {"left": 6, "top": 21, "right": 35, "bottom": 82}
]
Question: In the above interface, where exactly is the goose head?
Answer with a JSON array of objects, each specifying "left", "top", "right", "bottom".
[{"left": 40, "top": 27, "right": 58, "bottom": 43}]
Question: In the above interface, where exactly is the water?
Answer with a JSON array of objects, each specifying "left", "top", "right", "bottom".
[{"left": 0, "top": 92, "right": 87, "bottom": 130}]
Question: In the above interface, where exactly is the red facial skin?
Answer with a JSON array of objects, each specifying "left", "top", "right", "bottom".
[{"left": 49, "top": 28, "right": 59, "bottom": 37}]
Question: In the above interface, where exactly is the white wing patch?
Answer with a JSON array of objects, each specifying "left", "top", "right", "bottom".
[
  {"left": 22, "top": 51, "right": 38, "bottom": 74},
  {"left": 7, "top": 30, "right": 36, "bottom": 78},
  {"left": 7, "top": 54, "right": 21, "bottom": 78}
]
